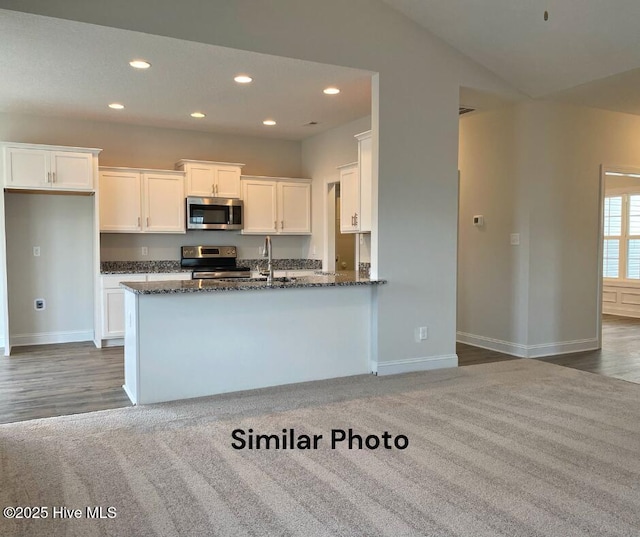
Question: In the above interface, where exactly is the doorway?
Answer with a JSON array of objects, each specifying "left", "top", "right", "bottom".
[{"left": 334, "top": 184, "right": 356, "bottom": 271}]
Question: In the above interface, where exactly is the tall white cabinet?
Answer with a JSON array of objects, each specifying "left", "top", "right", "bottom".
[
  {"left": 241, "top": 175, "right": 311, "bottom": 235},
  {"left": 338, "top": 130, "right": 372, "bottom": 234}
]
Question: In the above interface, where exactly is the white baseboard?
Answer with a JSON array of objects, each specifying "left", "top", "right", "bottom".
[
  {"left": 457, "top": 331, "right": 599, "bottom": 358},
  {"left": 375, "top": 354, "right": 458, "bottom": 376},
  {"left": 102, "top": 338, "right": 124, "bottom": 348},
  {"left": 10, "top": 330, "right": 94, "bottom": 347}
]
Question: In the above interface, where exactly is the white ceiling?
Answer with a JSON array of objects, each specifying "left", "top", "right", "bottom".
[
  {"left": 383, "top": 0, "right": 640, "bottom": 115},
  {"left": 0, "top": 10, "right": 372, "bottom": 141}
]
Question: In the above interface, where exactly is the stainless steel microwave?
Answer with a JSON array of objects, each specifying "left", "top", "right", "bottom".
[{"left": 186, "top": 196, "right": 243, "bottom": 230}]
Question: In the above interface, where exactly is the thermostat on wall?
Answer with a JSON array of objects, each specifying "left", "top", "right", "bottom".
[{"left": 473, "top": 215, "right": 484, "bottom": 226}]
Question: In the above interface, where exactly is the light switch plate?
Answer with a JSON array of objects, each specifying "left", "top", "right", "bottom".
[{"left": 510, "top": 233, "right": 520, "bottom": 245}]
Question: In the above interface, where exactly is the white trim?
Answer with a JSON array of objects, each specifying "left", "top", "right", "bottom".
[
  {"left": 526, "top": 338, "right": 599, "bottom": 358},
  {"left": 102, "top": 338, "right": 124, "bottom": 347},
  {"left": 375, "top": 354, "right": 458, "bottom": 375},
  {"left": 10, "top": 330, "right": 94, "bottom": 347},
  {"left": 457, "top": 331, "right": 599, "bottom": 358},
  {"left": 122, "top": 383, "right": 137, "bottom": 405},
  {"left": 457, "top": 331, "right": 529, "bottom": 357}
]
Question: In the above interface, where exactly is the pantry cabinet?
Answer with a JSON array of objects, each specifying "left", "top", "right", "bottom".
[
  {"left": 241, "top": 175, "right": 311, "bottom": 235},
  {"left": 338, "top": 130, "right": 372, "bottom": 234},
  {"left": 3, "top": 143, "right": 100, "bottom": 191},
  {"left": 176, "top": 160, "right": 244, "bottom": 198},
  {"left": 99, "top": 167, "right": 185, "bottom": 233}
]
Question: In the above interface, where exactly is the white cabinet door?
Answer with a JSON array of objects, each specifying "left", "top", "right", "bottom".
[
  {"left": 99, "top": 170, "right": 142, "bottom": 232},
  {"left": 278, "top": 181, "right": 311, "bottom": 234},
  {"left": 51, "top": 151, "right": 94, "bottom": 190},
  {"left": 339, "top": 163, "right": 359, "bottom": 233},
  {"left": 186, "top": 164, "right": 216, "bottom": 197},
  {"left": 103, "top": 288, "right": 126, "bottom": 338},
  {"left": 142, "top": 172, "right": 185, "bottom": 233},
  {"left": 179, "top": 161, "right": 243, "bottom": 198},
  {"left": 242, "top": 179, "right": 278, "bottom": 234},
  {"left": 146, "top": 273, "right": 192, "bottom": 282},
  {"left": 215, "top": 165, "right": 242, "bottom": 198},
  {"left": 5, "top": 147, "right": 49, "bottom": 188},
  {"left": 357, "top": 131, "right": 372, "bottom": 233}
]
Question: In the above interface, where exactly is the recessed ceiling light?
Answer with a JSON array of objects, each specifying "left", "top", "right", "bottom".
[
  {"left": 263, "top": 119, "right": 276, "bottom": 126},
  {"left": 190, "top": 112, "right": 206, "bottom": 118},
  {"left": 323, "top": 87, "right": 340, "bottom": 95},
  {"left": 108, "top": 103, "right": 125, "bottom": 109},
  {"left": 129, "top": 59, "right": 151, "bottom": 69},
  {"left": 234, "top": 75, "right": 253, "bottom": 84}
]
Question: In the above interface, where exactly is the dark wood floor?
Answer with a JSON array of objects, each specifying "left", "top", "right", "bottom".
[
  {"left": 0, "top": 342, "right": 131, "bottom": 425},
  {"left": 458, "top": 314, "right": 640, "bottom": 383},
  {"left": 1, "top": 314, "right": 639, "bottom": 425}
]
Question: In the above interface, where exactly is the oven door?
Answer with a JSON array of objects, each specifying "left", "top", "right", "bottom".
[{"left": 186, "top": 197, "right": 243, "bottom": 230}]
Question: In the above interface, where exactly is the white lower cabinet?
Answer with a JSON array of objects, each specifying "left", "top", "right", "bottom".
[
  {"left": 241, "top": 175, "right": 311, "bottom": 235},
  {"left": 101, "top": 273, "right": 191, "bottom": 341}
]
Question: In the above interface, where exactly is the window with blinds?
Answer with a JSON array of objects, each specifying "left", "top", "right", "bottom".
[{"left": 603, "top": 193, "right": 640, "bottom": 280}]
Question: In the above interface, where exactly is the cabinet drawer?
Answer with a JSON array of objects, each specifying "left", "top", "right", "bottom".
[
  {"left": 146, "top": 272, "right": 192, "bottom": 282},
  {"left": 102, "top": 274, "right": 146, "bottom": 289}
]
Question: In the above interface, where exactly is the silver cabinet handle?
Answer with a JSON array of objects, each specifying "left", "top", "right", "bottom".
[
  {"left": 274, "top": 220, "right": 277, "bottom": 230},
  {"left": 52, "top": 172, "right": 56, "bottom": 183},
  {"left": 47, "top": 172, "right": 51, "bottom": 183},
  {"left": 354, "top": 212, "right": 358, "bottom": 226},
  {"left": 351, "top": 215, "right": 355, "bottom": 226},
  {"left": 137, "top": 217, "right": 141, "bottom": 227},
  {"left": 146, "top": 217, "right": 150, "bottom": 227},
  {"left": 212, "top": 184, "right": 215, "bottom": 194},
  {"left": 281, "top": 220, "right": 284, "bottom": 230}
]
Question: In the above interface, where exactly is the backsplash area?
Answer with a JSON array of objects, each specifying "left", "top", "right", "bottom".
[{"left": 100, "top": 232, "right": 315, "bottom": 262}]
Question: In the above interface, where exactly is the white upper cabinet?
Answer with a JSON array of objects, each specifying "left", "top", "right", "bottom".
[
  {"left": 99, "top": 168, "right": 185, "bottom": 234},
  {"left": 176, "top": 160, "right": 244, "bottom": 198},
  {"left": 279, "top": 181, "right": 311, "bottom": 234},
  {"left": 3, "top": 144, "right": 99, "bottom": 192},
  {"left": 143, "top": 172, "right": 185, "bottom": 233},
  {"left": 241, "top": 178, "right": 278, "bottom": 234},
  {"left": 99, "top": 170, "right": 142, "bottom": 232},
  {"left": 241, "top": 175, "right": 311, "bottom": 235},
  {"left": 338, "top": 130, "right": 372, "bottom": 234}
]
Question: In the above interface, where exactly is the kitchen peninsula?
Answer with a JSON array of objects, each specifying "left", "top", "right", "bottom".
[{"left": 121, "top": 273, "right": 386, "bottom": 404}]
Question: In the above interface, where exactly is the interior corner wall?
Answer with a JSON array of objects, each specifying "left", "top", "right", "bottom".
[
  {"left": 458, "top": 105, "right": 528, "bottom": 348},
  {"left": 459, "top": 100, "right": 640, "bottom": 356}
]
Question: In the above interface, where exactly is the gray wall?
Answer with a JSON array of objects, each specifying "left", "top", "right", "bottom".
[
  {"left": 458, "top": 101, "right": 640, "bottom": 354},
  {"left": 0, "top": 0, "right": 520, "bottom": 367},
  {"left": 5, "top": 193, "right": 93, "bottom": 340}
]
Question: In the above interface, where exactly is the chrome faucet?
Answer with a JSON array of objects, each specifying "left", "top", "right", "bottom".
[{"left": 263, "top": 235, "right": 274, "bottom": 283}]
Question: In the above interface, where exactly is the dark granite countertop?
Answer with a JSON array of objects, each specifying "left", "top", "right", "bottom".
[
  {"left": 101, "top": 259, "right": 323, "bottom": 274},
  {"left": 120, "top": 272, "right": 386, "bottom": 295}
]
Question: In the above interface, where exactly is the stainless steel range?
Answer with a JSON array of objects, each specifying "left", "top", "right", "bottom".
[{"left": 181, "top": 246, "right": 251, "bottom": 279}]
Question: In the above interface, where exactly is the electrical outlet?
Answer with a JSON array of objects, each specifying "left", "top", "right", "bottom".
[
  {"left": 33, "top": 246, "right": 40, "bottom": 257},
  {"left": 34, "top": 298, "right": 45, "bottom": 311},
  {"left": 141, "top": 246, "right": 148, "bottom": 256},
  {"left": 415, "top": 326, "right": 428, "bottom": 341}
]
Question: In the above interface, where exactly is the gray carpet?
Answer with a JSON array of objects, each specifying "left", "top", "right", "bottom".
[{"left": 1, "top": 359, "right": 640, "bottom": 537}]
